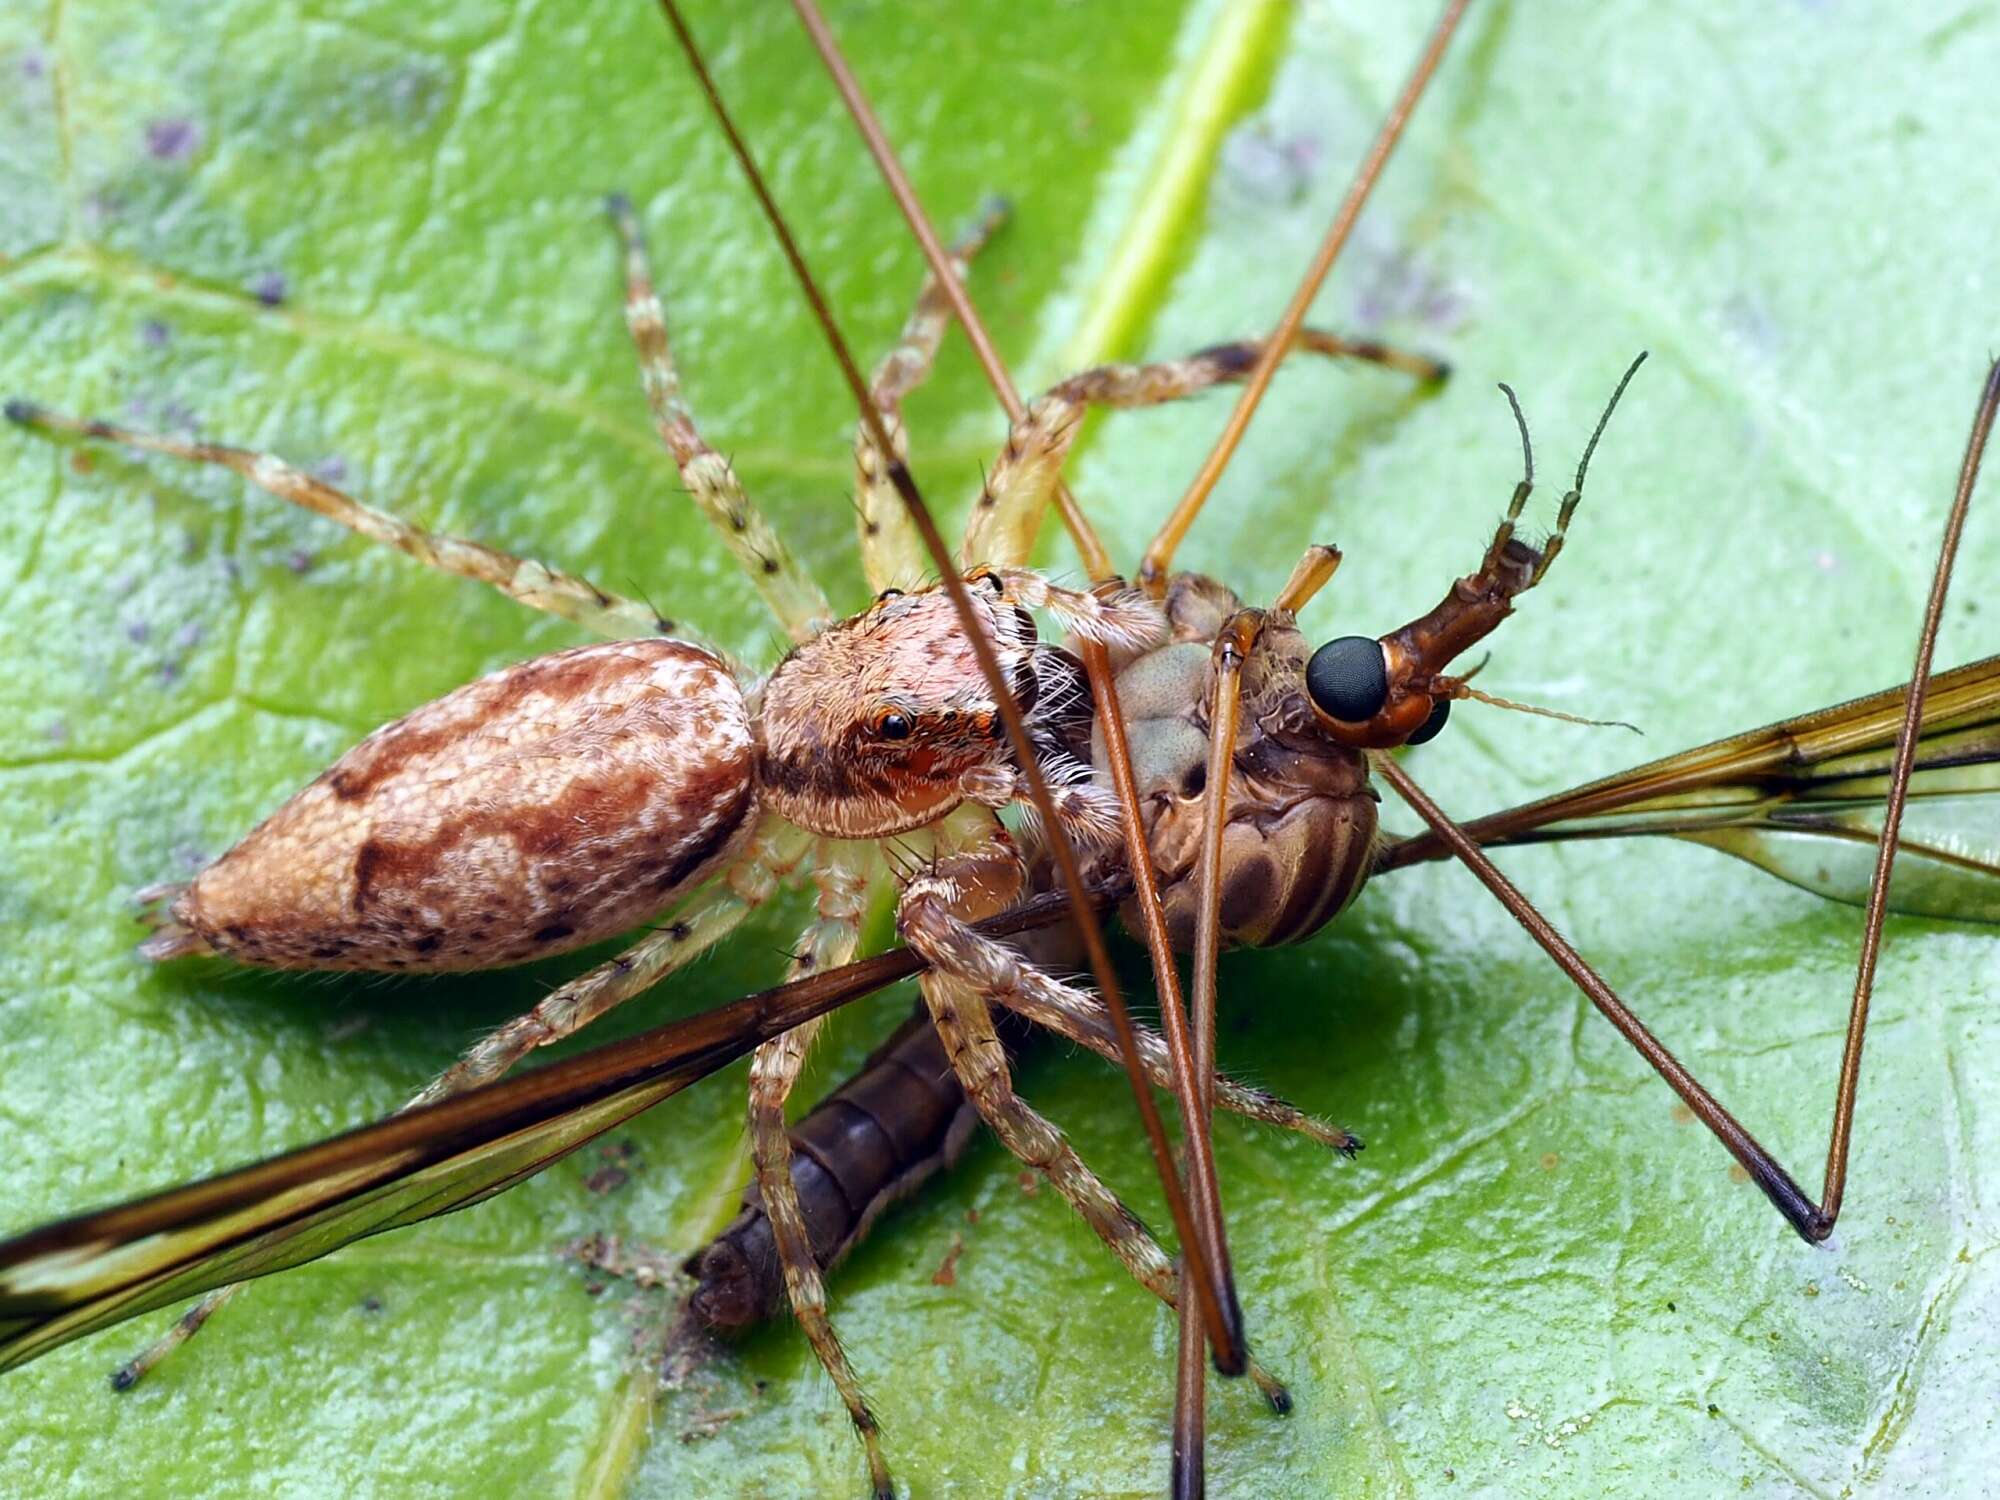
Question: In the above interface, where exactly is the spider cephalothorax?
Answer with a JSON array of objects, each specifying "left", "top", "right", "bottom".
[{"left": 756, "top": 567, "right": 1110, "bottom": 840}]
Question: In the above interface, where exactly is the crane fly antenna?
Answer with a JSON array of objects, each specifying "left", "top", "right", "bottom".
[
  {"left": 1575, "top": 350, "right": 1648, "bottom": 494},
  {"left": 648, "top": 0, "right": 1248, "bottom": 1378},
  {"left": 781, "top": 0, "right": 1256, "bottom": 1386},
  {"left": 1498, "top": 381, "right": 1534, "bottom": 487}
]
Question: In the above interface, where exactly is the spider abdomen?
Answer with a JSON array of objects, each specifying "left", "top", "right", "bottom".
[{"left": 145, "top": 640, "right": 757, "bottom": 972}]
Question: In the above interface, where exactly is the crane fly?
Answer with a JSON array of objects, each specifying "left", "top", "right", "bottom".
[{"left": 2, "top": 3, "right": 1997, "bottom": 1497}]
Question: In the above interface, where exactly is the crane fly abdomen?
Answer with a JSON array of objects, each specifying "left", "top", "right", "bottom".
[{"left": 144, "top": 640, "right": 757, "bottom": 972}]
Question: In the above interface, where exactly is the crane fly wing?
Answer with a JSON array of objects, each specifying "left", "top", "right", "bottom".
[
  {"left": 0, "top": 941, "right": 937, "bottom": 1375},
  {"left": 1375, "top": 653, "right": 2000, "bottom": 922}
]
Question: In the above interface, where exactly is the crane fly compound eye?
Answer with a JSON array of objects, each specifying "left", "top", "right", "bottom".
[
  {"left": 1305, "top": 636, "right": 1390, "bottom": 722},
  {"left": 1406, "top": 695, "right": 1452, "bottom": 745},
  {"left": 868, "top": 706, "right": 913, "bottom": 741}
]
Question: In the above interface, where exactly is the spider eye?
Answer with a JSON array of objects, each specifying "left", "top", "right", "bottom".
[
  {"left": 875, "top": 587, "right": 904, "bottom": 604},
  {"left": 1406, "top": 696, "right": 1451, "bottom": 745},
  {"left": 966, "top": 567, "right": 1006, "bottom": 596},
  {"left": 1305, "top": 636, "right": 1390, "bottom": 722},
  {"left": 869, "top": 707, "right": 914, "bottom": 741}
]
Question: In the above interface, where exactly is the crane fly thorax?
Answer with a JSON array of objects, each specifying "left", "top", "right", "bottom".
[
  {"left": 1095, "top": 574, "right": 1377, "bottom": 949},
  {"left": 756, "top": 579, "right": 1067, "bottom": 840}
]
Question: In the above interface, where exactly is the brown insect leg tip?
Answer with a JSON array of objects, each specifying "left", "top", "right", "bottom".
[
  {"left": 137, "top": 925, "right": 209, "bottom": 963},
  {"left": 1264, "top": 1380, "right": 1295, "bottom": 1417},
  {"left": 4, "top": 398, "right": 44, "bottom": 426},
  {"left": 603, "top": 190, "right": 634, "bottom": 219},
  {"left": 108, "top": 1360, "right": 144, "bottom": 1392}
]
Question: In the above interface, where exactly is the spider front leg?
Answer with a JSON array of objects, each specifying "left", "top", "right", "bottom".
[
  {"left": 854, "top": 198, "right": 1010, "bottom": 595},
  {"left": 896, "top": 832, "right": 1291, "bottom": 1410},
  {"left": 1, "top": 401, "right": 680, "bottom": 643},
  {"left": 959, "top": 327, "right": 1448, "bottom": 571},
  {"left": 607, "top": 194, "right": 832, "bottom": 642}
]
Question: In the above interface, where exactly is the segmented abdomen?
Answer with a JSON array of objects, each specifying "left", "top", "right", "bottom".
[
  {"left": 153, "top": 639, "right": 756, "bottom": 971},
  {"left": 685, "top": 1004, "right": 1037, "bottom": 1329}
]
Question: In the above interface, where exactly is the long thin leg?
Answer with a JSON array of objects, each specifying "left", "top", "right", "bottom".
[
  {"left": 897, "top": 837, "right": 1290, "bottom": 1409},
  {"left": 989, "top": 971, "right": 1357, "bottom": 1153},
  {"left": 741, "top": 844, "right": 890, "bottom": 1497},
  {"left": 1371, "top": 360, "right": 2000, "bottom": 1243},
  {"left": 959, "top": 330, "right": 1446, "bottom": 571},
  {"left": 1174, "top": 607, "right": 1262, "bottom": 1497},
  {"left": 1, "top": 402, "right": 677, "bottom": 643},
  {"left": 606, "top": 194, "right": 833, "bottom": 643},
  {"left": 855, "top": 199, "right": 1010, "bottom": 595},
  {"left": 108, "top": 821, "right": 808, "bottom": 1389}
]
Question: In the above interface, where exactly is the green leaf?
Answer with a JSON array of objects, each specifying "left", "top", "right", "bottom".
[{"left": 3, "top": 2, "right": 1997, "bottom": 1497}]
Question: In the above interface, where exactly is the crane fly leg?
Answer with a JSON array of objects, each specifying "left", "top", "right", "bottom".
[
  {"left": 0, "top": 401, "right": 676, "bottom": 644},
  {"left": 605, "top": 193, "right": 832, "bottom": 642},
  {"left": 1177, "top": 596, "right": 1305, "bottom": 1493},
  {"left": 857, "top": 198, "right": 1011, "bottom": 594},
  {"left": 744, "top": 845, "right": 888, "bottom": 1497}
]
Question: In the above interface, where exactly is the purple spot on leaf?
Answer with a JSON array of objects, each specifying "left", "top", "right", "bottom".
[
  {"left": 1352, "top": 241, "right": 1470, "bottom": 334},
  {"left": 314, "top": 455, "right": 349, "bottom": 484},
  {"left": 125, "top": 619, "right": 151, "bottom": 645},
  {"left": 141, "top": 319, "right": 172, "bottom": 349},
  {"left": 45, "top": 717, "right": 69, "bottom": 745},
  {"left": 253, "top": 272, "right": 287, "bottom": 307},
  {"left": 21, "top": 51, "right": 47, "bottom": 81},
  {"left": 174, "top": 621, "right": 204, "bottom": 650},
  {"left": 1220, "top": 127, "right": 1325, "bottom": 206},
  {"left": 158, "top": 659, "right": 183, "bottom": 685},
  {"left": 286, "top": 549, "right": 317, "bottom": 575},
  {"left": 145, "top": 119, "right": 204, "bottom": 164}
]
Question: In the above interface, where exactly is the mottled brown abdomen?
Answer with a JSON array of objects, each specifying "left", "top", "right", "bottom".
[{"left": 151, "top": 640, "right": 756, "bottom": 972}]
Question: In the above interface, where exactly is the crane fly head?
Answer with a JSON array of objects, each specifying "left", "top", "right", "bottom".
[{"left": 1303, "top": 355, "right": 1647, "bottom": 750}]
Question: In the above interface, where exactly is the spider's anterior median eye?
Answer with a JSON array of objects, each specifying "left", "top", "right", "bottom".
[
  {"left": 875, "top": 587, "right": 904, "bottom": 604},
  {"left": 869, "top": 707, "right": 914, "bottom": 741},
  {"left": 1305, "top": 636, "right": 1390, "bottom": 722},
  {"left": 1406, "top": 695, "right": 1451, "bottom": 745},
  {"left": 965, "top": 566, "right": 1006, "bottom": 596}
]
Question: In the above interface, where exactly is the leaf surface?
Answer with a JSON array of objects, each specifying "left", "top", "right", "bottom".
[{"left": 2, "top": 2, "right": 1997, "bottom": 1496}]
